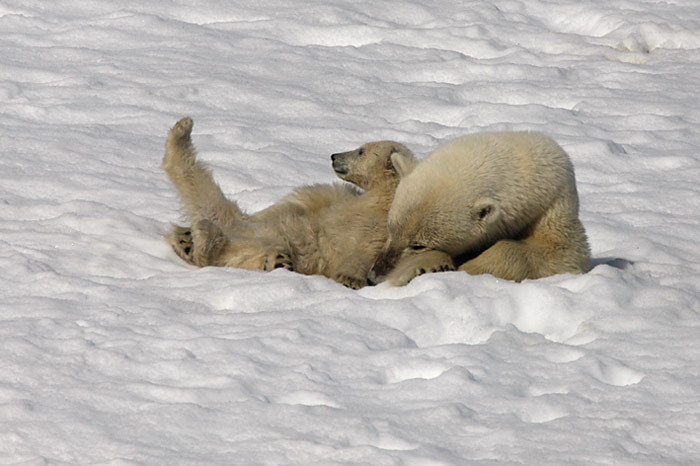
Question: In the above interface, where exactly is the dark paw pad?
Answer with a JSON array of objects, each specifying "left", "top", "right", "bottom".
[
  {"left": 170, "top": 226, "right": 196, "bottom": 264},
  {"left": 274, "top": 253, "right": 294, "bottom": 271},
  {"left": 265, "top": 250, "right": 293, "bottom": 272}
]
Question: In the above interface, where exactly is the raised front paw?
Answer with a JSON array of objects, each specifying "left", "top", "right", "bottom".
[
  {"left": 333, "top": 274, "right": 366, "bottom": 290},
  {"left": 169, "top": 116, "right": 193, "bottom": 143},
  {"left": 163, "top": 117, "right": 196, "bottom": 170},
  {"left": 168, "top": 224, "right": 195, "bottom": 265}
]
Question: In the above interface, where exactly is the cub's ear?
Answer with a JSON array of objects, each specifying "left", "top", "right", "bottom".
[
  {"left": 472, "top": 198, "right": 500, "bottom": 224},
  {"left": 390, "top": 151, "right": 418, "bottom": 178}
]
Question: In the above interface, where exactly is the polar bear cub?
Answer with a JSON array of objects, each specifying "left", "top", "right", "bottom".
[
  {"left": 163, "top": 117, "right": 414, "bottom": 289},
  {"left": 368, "top": 131, "right": 591, "bottom": 285}
]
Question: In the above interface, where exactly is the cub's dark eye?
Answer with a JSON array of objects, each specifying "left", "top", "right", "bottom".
[
  {"left": 358, "top": 148, "right": 364, "bottom": 156},
  {"left": 478, "top": 206, "right": 492, "bottom": 220},
  {"left": 410, "top": 244, "right": 426, "bottom": 251}
]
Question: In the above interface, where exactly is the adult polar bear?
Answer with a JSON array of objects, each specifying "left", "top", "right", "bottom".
[{"left": 368, "top": 131, "right": 591, "bottom": 285}]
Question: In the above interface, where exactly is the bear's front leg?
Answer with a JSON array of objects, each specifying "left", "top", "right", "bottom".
[
  {"left": 385, "top": 250, "right": 455, "bottom": 286},
  {"left": 163, "top": 116, "right": 195, "bottom": 170},
  {"left": 162, "top": 117, "right": 246, "bottom": 231}
]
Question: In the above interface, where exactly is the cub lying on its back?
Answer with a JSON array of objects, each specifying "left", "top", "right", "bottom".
[
  {"left": 368, "top": 131, "right": 591, "bottom": 285},
  {"left": 162, "top": 117, "right": 415, "bottom": 289}
]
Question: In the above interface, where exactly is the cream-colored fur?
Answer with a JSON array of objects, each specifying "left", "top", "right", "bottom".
[
  {"left": 163, "top": 117, "right": 414, "bottom": 289},
  {"left": 368, "top": 131, "right": 591, "bottom": 285}
]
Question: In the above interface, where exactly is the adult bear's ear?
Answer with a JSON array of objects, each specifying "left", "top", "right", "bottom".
[
  {"left": 472, "top": 198, "right": 500, "bottom": 224},
  {"left": 391, "top": 151, "right": 418, "bottom": 178}
]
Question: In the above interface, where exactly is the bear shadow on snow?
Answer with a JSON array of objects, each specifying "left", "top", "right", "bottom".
[{"left": 591, "top": 257, "right": 634, "bottom": 270}]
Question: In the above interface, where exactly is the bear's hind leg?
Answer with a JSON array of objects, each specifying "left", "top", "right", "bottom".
[
  {"left": 191, "top": 219, "right": 232, "bottom": 267},
  {"left": 458, "top": 240, "right": 534, "bottom": 281},
  {"left": 166, "top": 221, "right": 230, "bottom": 267},
  {"left": 195, "top": 219, "right": 294, "bottom": 272},
  {"left": 460, "top": 196, "right": 591, "bottom": 281},
  {"left": 167, "top": 220, "right": 294, "bottom": 272},
  {"left": 458, "top": 235, "right": 588, "bottom": 281},
  {"left": 221, "top": 234, "right": 294, "bottom": 272}
]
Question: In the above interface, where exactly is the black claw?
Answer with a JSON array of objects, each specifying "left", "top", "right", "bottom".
[{"left": 419, "top": 268, "right": 426, "bottom": 274}]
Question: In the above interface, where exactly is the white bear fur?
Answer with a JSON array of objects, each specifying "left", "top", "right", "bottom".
[
  {"left": 162, "top": 117, "right": 414, "bottom": 289},
  {"left": 369, "top": 131, "right": 591, "bottom": 285}
]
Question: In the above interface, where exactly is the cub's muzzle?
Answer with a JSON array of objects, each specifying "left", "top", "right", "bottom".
[{"left": 331, "top": 152, "right": 349, "bottom": 175}]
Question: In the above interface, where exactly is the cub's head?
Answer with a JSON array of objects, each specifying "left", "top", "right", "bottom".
[
  {"left": 367, "top": 152, "right": 502, "bottom": 284},
  {"left": 331, "top": 141, "right": 416, "bottom": 191}
]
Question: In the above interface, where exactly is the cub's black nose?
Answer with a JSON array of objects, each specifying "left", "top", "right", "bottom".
[{"left": 331, "top": 153, "right": 338, "bottom": 162}]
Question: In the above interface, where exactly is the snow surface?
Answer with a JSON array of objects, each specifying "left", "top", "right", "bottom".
[{"left": 2, "top": 0, "right": 700, "bottom": 464}]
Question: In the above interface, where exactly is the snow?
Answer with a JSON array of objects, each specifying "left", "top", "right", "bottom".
[{"left": 2, "top": 0, "right": 700, "bottom": 464}]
